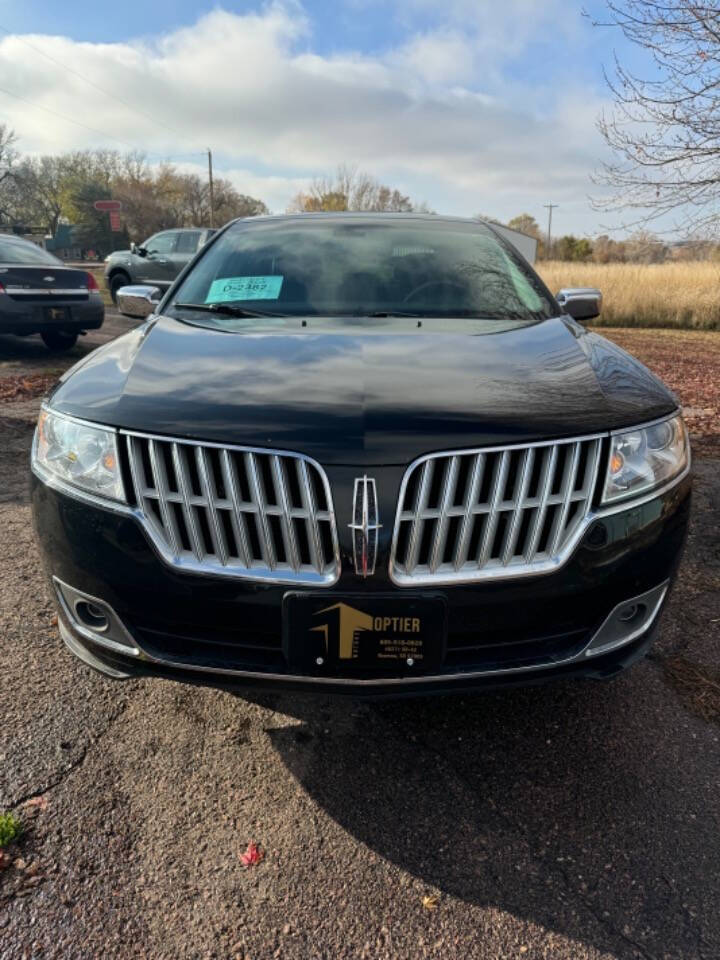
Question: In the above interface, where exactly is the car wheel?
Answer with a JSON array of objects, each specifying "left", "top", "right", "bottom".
[
  {"left": 109, "top": 271, "right": 130, "bottom": 303},
  {"left": 41, "top": 330, "right": 78, "bottom": 352}
]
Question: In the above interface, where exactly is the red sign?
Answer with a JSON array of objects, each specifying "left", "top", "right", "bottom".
[
  {"left": 93, "top": 200, "right": 122, "bottom": 212},
  {"left": 109, "top": 211, "right": 122, "bottom": 232}
]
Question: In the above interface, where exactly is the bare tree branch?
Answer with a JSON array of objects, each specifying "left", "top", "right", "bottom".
[{"left": 592, "top": 1, "right": 720, "bottom": 234}]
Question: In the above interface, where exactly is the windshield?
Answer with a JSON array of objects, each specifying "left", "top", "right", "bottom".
[
  {"left": 168, "top": 218, "right": 555, "bottom": 328},
  {"left": 0, "top": 237, "right": 62, "bottom": 266}
]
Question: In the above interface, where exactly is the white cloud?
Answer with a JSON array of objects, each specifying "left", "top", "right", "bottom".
[{"left": 0, "top": 3, "right": 610, "bottom": 231}]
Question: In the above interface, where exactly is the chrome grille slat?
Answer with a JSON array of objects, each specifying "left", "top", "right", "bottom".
[
  {"left": 245, "top": 451, "right": 276, "bottom": 571},
  {"left": 124, "top": 432, "right": 339, "bottom": 585},
  {"left": 196, "top": 446, "right": 228, "bottom": 566},
  {"left": 453, "top": 453, "right": 485, "bottom": 570},
  {"left": 171, "top": 443, "right": 204, "bottom": 561},
  {"left": 219, "top": 449, "right": 252, "bottom": 568},
  {"left": 501, "top": 447, "right": 534, "bottom": 565},
  {"left": 148, "top": 439, "right": 182, "bottom": 557},
  {"left": 429, "top": 455, "right": 459, "bottom": 573},
  {"left": 477, "top": 450, "right": 510, "bottom": 568},
  {"left": 298, "top": 459, "right": 323, "bottom": 572},
  {"left": 390, "top": 436, "right": 603, "bottom": 585},
  {"left": 271, "top": 455, "right": 300, "bottom": 573},
  {"left": 523, "top": 444, "right": 557, "bottom": 562}
]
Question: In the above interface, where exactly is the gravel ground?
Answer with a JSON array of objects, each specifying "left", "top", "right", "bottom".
[{"left": 1, "top": 319, "right": 719, "bottom": 959}]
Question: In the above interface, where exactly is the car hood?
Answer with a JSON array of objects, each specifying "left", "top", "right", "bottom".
[{"left": 50, "top": 315, "right": 677, "bottom": 465}]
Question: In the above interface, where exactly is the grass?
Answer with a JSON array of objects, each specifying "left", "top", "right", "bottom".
[
  {"left": 87, "top": 266, "right": 113, "bottom": 308},
  {"left": 0, "top": 811, "right": 22, "bottom": 847},
  {"left": 537, "top": 260, "right": 720, "bottom": 330},
  {"left": 664, "top": 657, "right": 720, "bottom": 726}
]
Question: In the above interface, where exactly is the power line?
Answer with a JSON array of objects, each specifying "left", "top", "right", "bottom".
[
  {"left": 0, "top": 82, "right": 145, "bottom": 152},
  {"left": 0, "top": 23, "right": 189, "bottom": 142},
  {"left": 0, "top": 83, "right": 209, "bottom": 164}
]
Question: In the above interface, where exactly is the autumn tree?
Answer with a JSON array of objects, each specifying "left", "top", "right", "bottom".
[
  {"left": 288, "top": 165, "right": 419, "bottom": 213},
  {"left": 593, "top": 1, "right": 720, "bottom": 233},
  {"left": 506, "top": 213, "right": 542, "bottom": 240}
]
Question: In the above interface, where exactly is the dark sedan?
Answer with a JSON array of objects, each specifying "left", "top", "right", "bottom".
[
  {"left": 30, "top": 214, "right": 691, "bottom": 696},
  {"left": 0, "top": 234, "right": 104, "bottom": 351}
]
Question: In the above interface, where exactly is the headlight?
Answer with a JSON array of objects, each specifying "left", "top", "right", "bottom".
[
  {"left": 602, "top": 414, "right": 689, "bottom": 504},
  {"left": 32, "top": 408, "right": 125, "bottom": 503}
]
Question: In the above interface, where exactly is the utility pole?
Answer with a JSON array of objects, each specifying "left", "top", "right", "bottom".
[
  {"left": 543, "top": 203, "right": 558, "bottom": 258},
  {"left": 207, "top": 148, "right": 215, "bottom": 228}
]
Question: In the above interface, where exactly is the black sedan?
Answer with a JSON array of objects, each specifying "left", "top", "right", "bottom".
[
  {"left": 0, "top": 234, "right": 104, "bottom": 351},
  {"left": 30, "top": 214, "right": 691, "bottom": 696}
]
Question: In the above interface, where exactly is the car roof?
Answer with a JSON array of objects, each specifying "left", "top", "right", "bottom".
[
  {"left": 233, "top": 212, "right": 487, "bottom": 227},
  {"left": 0, "top": 232, "right": 42, "bottom": 246}
]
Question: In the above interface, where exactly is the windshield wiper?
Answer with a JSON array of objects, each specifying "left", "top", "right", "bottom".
[
  {"left": 173, "top": 302, "right": 288, "bottom": 318},
  {"left": 365, "top": 310, "right": 426, "bottom": 318}
]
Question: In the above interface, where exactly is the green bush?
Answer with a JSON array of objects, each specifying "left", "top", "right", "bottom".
[{"left": 0, "top": 811, "right": 22, "bottom": 847}]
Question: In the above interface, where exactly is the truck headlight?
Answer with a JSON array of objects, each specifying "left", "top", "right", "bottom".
[
  {"left": 602, "top": 414, "right": 689, "bottom": 504},
  {"left": 32, "top": 407, "right": 125, "bottom": 503}
]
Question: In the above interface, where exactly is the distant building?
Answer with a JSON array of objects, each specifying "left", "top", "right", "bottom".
[
  {"left": 45, "top": 224, "right": 84, "bottom": 260},
  {"left": 492, "top": 224, "right": 539, "bottom": 264}
]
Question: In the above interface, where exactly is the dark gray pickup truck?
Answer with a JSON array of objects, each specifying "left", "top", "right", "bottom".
[{"left": 104, "top": 228, "right": 215, "bottom": 302}]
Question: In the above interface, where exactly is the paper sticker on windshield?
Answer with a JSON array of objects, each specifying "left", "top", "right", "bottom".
[{"left": 205, "top": 276, "right": 283, "bottom": 303}]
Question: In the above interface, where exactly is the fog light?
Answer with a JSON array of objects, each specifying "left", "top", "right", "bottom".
[
  {"left": 53, "top": 577, "right": 140, "bottom": 657},
  {"left": 585, "top": 582, "right": 668, "bottom": 658},
  {"left": 618, "top": 603, "right": 642, "bottom": 623},
  {"left": 74, "top": 601, "right": 109, "bottom": 632}
]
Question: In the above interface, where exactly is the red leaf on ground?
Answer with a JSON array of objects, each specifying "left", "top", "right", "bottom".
[
  {"left": 24, "top": 794, "right": 48, "bottom": 811},
  {"left": 0, "top": 374, "right": 59, "bottom": 403},
  {"left": 240, "top": 841, "right": 264, "bottom": 867}
]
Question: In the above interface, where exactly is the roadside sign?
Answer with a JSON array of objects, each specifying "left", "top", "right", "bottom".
[
  {"left": 94, "top": 200, "right": 122, "bottom": 212},
  {"left": 109, "top": 211, "right": 122, "bottom": 232}
]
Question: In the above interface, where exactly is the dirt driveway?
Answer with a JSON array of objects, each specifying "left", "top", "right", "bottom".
[{"left": 1, "top": 320, "right": 719, "bottom": 959}]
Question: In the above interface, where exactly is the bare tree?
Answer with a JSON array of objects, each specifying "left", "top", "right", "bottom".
[
  {"left": 593, "top": 2, "right": 720, "bottom": 234},
  {"left": 0, "top": 124, "right": 19, "bottom": 226}
]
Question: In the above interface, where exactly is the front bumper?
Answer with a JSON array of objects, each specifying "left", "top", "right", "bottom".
[
  {"left": 0, "top": 293, "right": 104, "bottom": 335},
  {"left": 31, "top": 471, "right": 691, "bottom": 696}
]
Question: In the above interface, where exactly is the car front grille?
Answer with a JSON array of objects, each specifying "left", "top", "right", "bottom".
[
  {"left": 390, "top": 435, "right": 603, "bottom": 585},
  {"left": 124, "top": 433, "right": 340, "bottom": 585}
]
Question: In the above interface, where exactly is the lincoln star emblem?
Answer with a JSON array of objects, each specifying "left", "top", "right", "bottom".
[{"left": 349, "top": 476, "right": 381, "bottom": 577}]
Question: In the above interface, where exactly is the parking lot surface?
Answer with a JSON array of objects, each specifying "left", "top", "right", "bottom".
[{"left": 1, "top": 318, "right": 719, "bottom": 959}]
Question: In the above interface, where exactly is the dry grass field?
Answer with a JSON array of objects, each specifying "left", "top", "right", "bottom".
[{"left": 538, "top": 260, "right": 720, "bottom": 330}]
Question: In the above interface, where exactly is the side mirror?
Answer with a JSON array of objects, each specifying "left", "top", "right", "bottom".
[
  {"left": 556, "top": 287, "right": 602, "bottom": 321},
  {"left": 116, "top": 285, "right": 162, "bottom": 319}
]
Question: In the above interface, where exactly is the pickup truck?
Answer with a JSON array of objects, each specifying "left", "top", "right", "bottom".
[{"left": 103, "top": 228, "right": 215, "bottom": 303}]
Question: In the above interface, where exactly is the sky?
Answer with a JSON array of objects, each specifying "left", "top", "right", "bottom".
[{"left": 0, "top": 0, "right": 654, "bottom": 236}]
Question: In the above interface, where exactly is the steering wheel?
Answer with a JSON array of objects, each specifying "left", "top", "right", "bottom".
[{"left": 402, "top": 280, "right": 467, "bottom": 304}]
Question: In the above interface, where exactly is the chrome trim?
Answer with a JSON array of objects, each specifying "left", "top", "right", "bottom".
[
  {"left": 584, "top": 581, "right": 668, "bottom": 657},
  {"left": 61, "top": 581, "right": 667, "bottom": 687},
  {"left": 389, "top": 433, "right": 604, "bottom": 586},
  {"left": 53, "top": 577, "right": 141, "bottom": 657},
  {"left": 349, "top": 475, "right": 381, "bottom": 577},
  {"left": 123, "top": 429, "right": 341, "bottom": 586},
  {"left": 4, "top": 287, "right": 90, "bottom": 296}
]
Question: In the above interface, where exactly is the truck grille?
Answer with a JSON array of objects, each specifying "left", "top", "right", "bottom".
[
  {"left": 124, "top": 433, "right": 340, "bottom": 585},
  {"left": 390, "top": 436, "right": 603, "bottom": 585}
]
